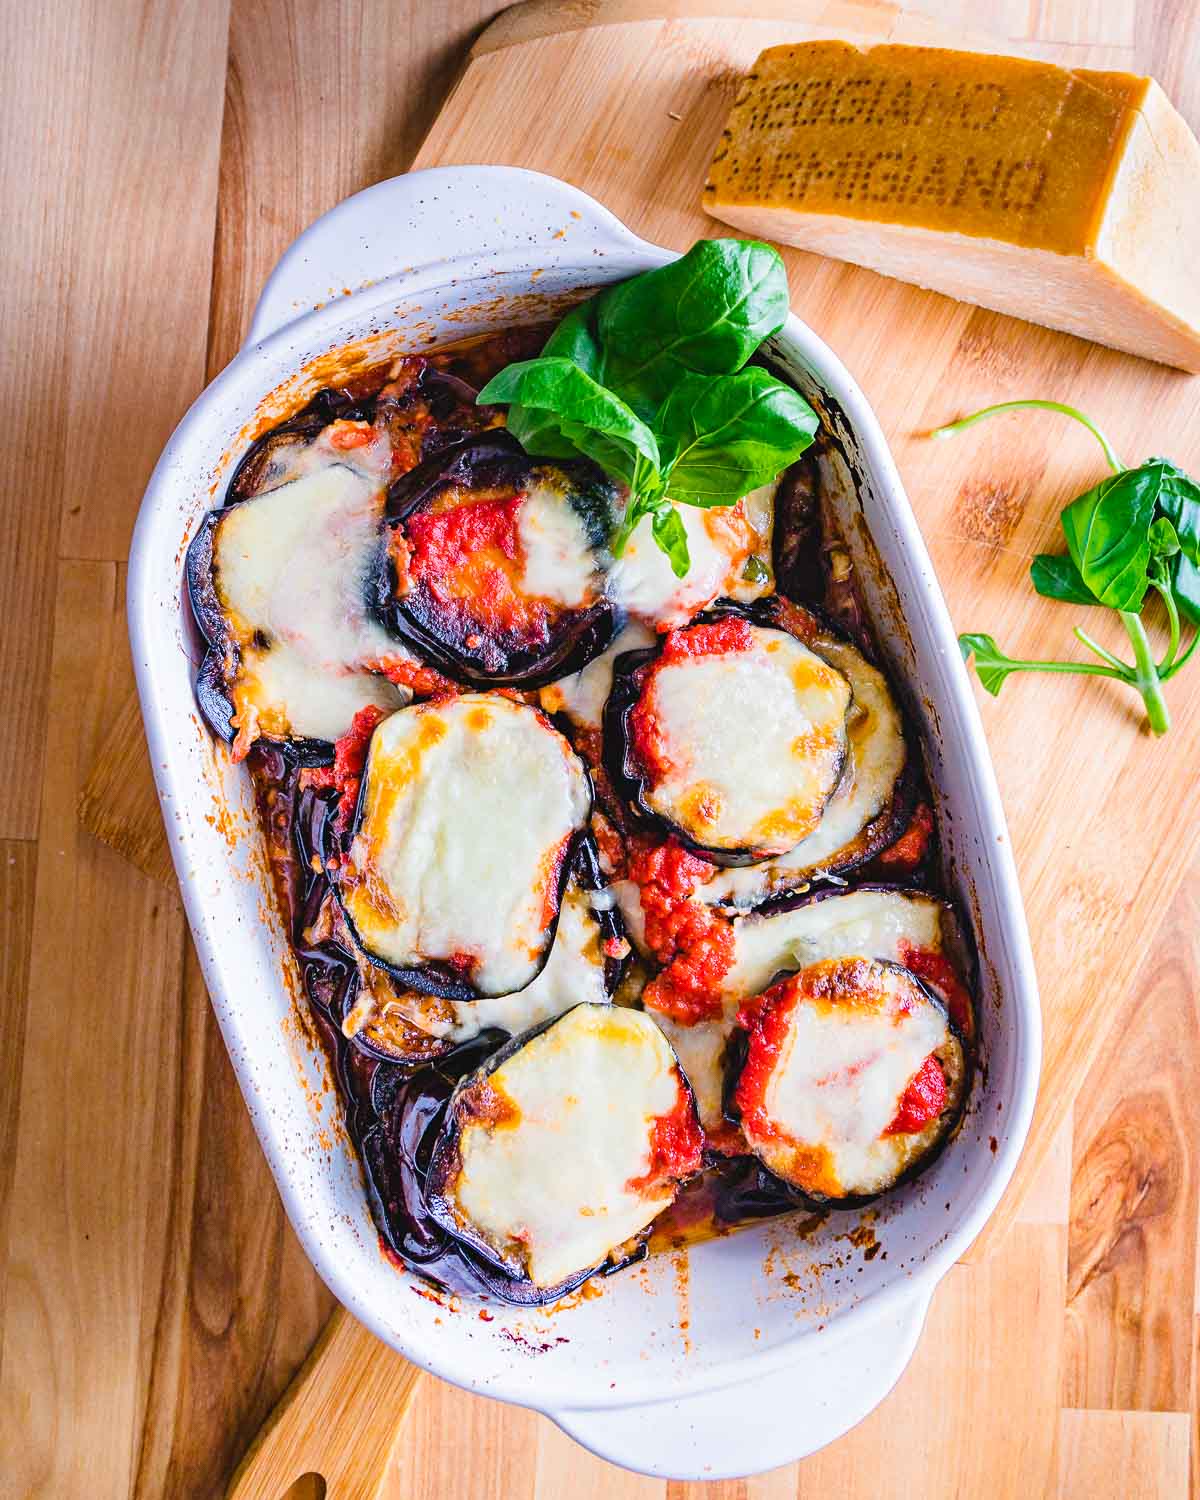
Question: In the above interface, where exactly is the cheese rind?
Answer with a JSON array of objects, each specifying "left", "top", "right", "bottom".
[{"left": 704, "top": 42, "right": 1200, "bottom": 371}]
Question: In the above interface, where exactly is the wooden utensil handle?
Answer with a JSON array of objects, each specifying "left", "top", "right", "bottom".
[{"left": 227, "top": 1306, "right": 422, "bottom": 1500}]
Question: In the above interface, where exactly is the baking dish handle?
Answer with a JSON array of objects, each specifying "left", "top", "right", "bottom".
[
  {"left": 548, "top": 1289, "right": 933, "bottom": 1481},
  {"left": 245, "top": 165, "right": 651, "bottom": 347}
]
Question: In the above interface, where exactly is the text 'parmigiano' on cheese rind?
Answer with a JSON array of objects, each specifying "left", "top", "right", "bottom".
[{"left": 704, "top": 42, "right": 1200, "bottom": 371}]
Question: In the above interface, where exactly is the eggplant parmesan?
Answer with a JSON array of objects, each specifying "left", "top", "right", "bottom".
[
  {"left": 188, "top": 462, "right": 407, "bottom": 756},
  {"left": 427, "top": 1003, "right": 702, "bottom": 1292},
  {"left": 331, "top": 694, "right": 591, "bottom": 1000},
  {"left": 605, "top": 610, "right": 852, "bottom": 862},
  {"left": 647, "top": 883, "right": 974, "bottom": 1133},
  {"left": 731, "top": 958, "right": 968, "bottom": 1202},
  {"left": 374, "top": 432, "right": 618, "bottom": 687},
  {"left": 193, "top": 312, "right": 980, "bottom": 1307}
]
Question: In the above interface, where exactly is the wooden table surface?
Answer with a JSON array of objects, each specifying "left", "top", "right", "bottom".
[{"left": 1, "top": 2, "right": 1197, "bottom": 1497}]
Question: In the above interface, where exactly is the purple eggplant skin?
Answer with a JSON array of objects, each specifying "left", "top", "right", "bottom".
[
  {"left": 423, "top": 1003, "right": 699, "bottom": 1303},
  {"left": 721, "top": 958, "right": 973, "bottom": 1211},
  {"left": 771, "top": 454, "right": 825, "bottom": 605},
  {"left": 601, "top": 597, "right": 852, "bottom": 867},
  {"left": 324, "top": 741, "right": 595, "bottom": 1001},
  {"left": 370, "top": 430, "right": 619, "bottom": 690}
]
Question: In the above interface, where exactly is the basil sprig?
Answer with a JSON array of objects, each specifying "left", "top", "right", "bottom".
[
  {"left": 477, "top": 240, "right": 819, "bottom": 577},
  {"left": 939, "top": 400, "right": 1200, "bottom": 736}
]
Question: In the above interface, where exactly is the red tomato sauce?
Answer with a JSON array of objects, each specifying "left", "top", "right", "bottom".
[
  {"left": 897, "top": 940, "right": 973, "bottom": 1037},
  {"left": 627, "top": 1089, "right": 705, "bottom": 1194},
  {"left": 732, "top": 979, "right": 795, "bottom": 1144},
  {"left": 376, "top": 657, "right": 459, "bottom": 699},
  {"left": 884, "top": 1054, "right": 947, "bottom": 1135},
  {"left": 403, "top": 493, "right": 555, "bottom": 645},
  {"left": 877, "top": 801, "right": 933, "bottom": 871},
  {"left": 302, "top": 703, "right": 389, "bottom": 831},
  {"left": 628, "top": 839, "right": 734, "bottom": 1025}
]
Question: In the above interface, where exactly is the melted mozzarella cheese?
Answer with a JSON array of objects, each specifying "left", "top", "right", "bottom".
[
  {"left": 653, "top": 1012, "right": 729, "bottom": 1130},
  {"left": 745, "top": 964, "right": 957, "bottom": 1196},
  {"left": 727, "top": 887, "right": 947, "bottom": 999},
  {"left": 345, "top": 883, "right": 612, "bottom": 1049},
  {"left": 538, "top": 620, "right": 656, "bottom": 729},
  {"left": 661, "top": 888, "right": 955, "bottom": 1133},
  {"left": 703, "top": 633, "right": 906, "bottom": 905},
  {"left": 214, "top": 463, "right": 406, "bottom": 742},
  {"left": 341, "top": 696, "right": 590, "bottom": 995},
  {"left": 517, "top": 477, "right": 600, "bottom": 607},
  {"left": 448, "top": 1004, "right": 686, "bottom": 1288},
  {"left": 606, "top": 484, "right": 775, "bottom": 627},
  {"left": 641, "top": 626, "right": 851, "bottom": 853}
]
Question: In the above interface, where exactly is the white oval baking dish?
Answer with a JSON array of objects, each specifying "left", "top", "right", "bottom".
[{"left": 128, "top": 166, "right": 1041, "bottom": 1481}]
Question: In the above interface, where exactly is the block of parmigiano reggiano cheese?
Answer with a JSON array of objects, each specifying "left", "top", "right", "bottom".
[{"left": 703, "top": 42, "right": 1200, "bottom": 371}]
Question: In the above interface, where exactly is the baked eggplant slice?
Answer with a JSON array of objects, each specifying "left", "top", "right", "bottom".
[
  {"left": 373, "top": 430, "right": 619, "bottom": 687},
  {"left": 426, "top": 1003, "right": 703, "bottom": 1295},
  {"left": 650, "top": 884, "right": 975, "bottom": 1133},
  {"left": 730, "top": 957, "right": 968, "bottom": 1204},
  {"left": 330, "top": 694, "right": 592, "bottom": 1000},
  {"left": 698, "top": 619, "right": 912, "bottom": 906},
  {"left": 186, "top": 460, "right": 407, "bottom": 757},
  {"left": 725, "top": 884, "right": 976, "bottom": 1041},
  {"left": 342, "top": 850, "right": 628, "bottom": 1065},
  {"left": 604, "top": 604, "right": 852, "bottom": 864},
  {"left": 606, "top": 483, "right": 776, "bottom": 627}
]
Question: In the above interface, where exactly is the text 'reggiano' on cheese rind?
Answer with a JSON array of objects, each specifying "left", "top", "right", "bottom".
[{"left": 703, "top": 42, "right": 1200, "bottom": 371}]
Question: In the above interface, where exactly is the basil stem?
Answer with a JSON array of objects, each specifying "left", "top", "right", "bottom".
[
  {"left": 932, "top": 399, "right": 1124, "bottom": 475},
  {"left": 1119, "top": 611, "right": 1171, "bottom": 735}
]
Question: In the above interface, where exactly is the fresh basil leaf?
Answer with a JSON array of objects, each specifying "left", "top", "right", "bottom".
[
  {"left": 651, "top": 503, "right": 691, "bottom": 578},
  {"left": 958, "top": 633, "right": 1018, "bottom": 696},
  {"left": 1171, "top": 552, "right": 1200, "bottom": 627},
  {"left": 1059, "top": 463, "right": 1162, "bottom": 611},
  {"left": 595, "top": 239, "right": 790, "bottom": 414},
  {"left": 1149, "top": 515, "right": 1181, "bottom": 558},
  {"left": 1153, "top": 458, "right": 1200, "bottom": 565},
  {"left": 655, "top": 368, "right": 818, "bottom": 505},
  {"left": 541, "top": 302, "right": 605, "bottom": 382},
  {"left": 477, "top": 357, "right": 661, "bottom": 489},
  {"left": 1030, "top": 553, "right": 1097, "bottom": 606}
]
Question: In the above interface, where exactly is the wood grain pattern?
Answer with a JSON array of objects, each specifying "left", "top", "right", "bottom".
[
  {"left": 78, "top": 690, "right": 176, "bottom": 888},
  {"left": 0, "top": 841, "right": 37, "bottom": 1343},
  {"left": 1063, "top": 879, "right": 1200, "bottom": 1414},
  {"left": 226, "top": 1307, "right": 421, "bottom": 1500},
  {"left": 3, "top": 2, "right": 1198, "bottom": 1498}
]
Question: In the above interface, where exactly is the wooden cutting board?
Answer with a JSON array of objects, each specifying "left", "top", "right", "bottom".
[{"left": 411, "top": 0, "right": 1200, "bottom": 1259}]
